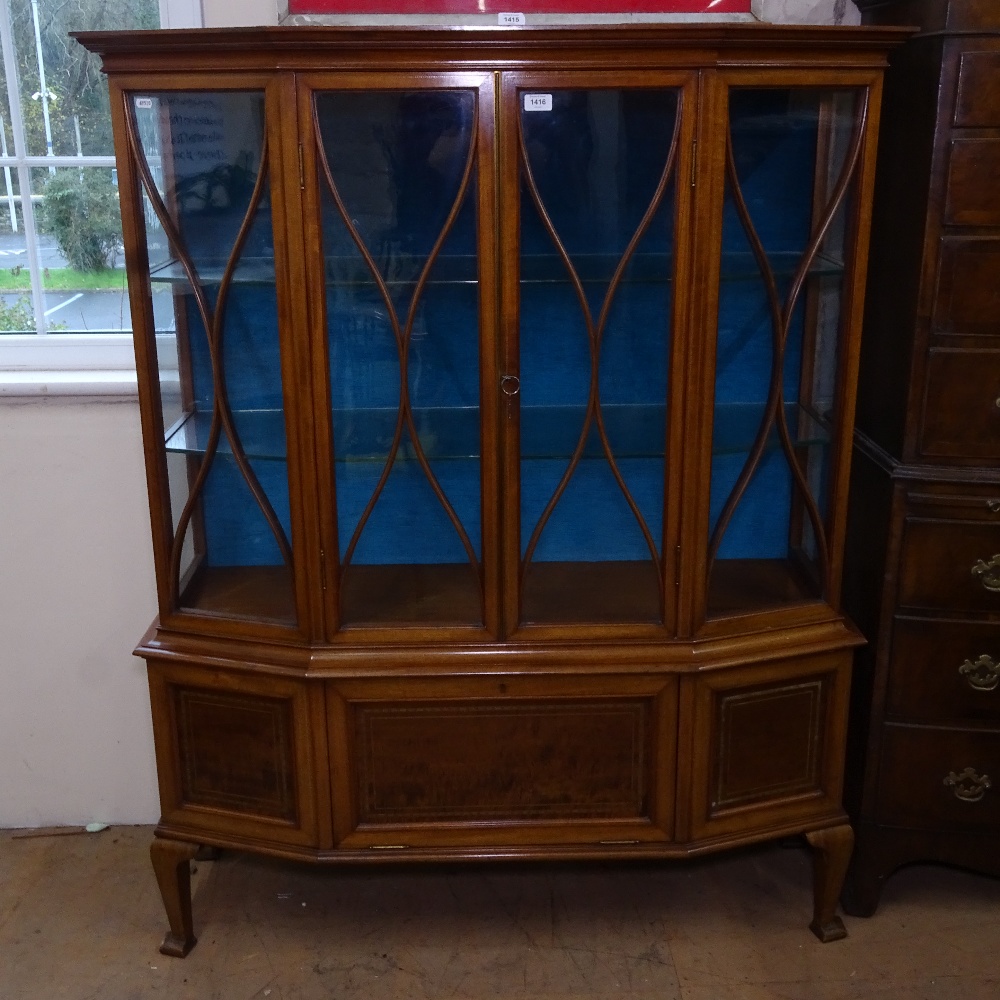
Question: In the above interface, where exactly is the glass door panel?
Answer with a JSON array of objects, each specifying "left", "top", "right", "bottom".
[
  {"left": 707, "top": 88, "right": 862, "bottom": 618},
  {"left": 313, "top": 89, "right": 483, "bottom": 627},
  {"left": 129, "top": 90, "right": 296, "bottom": 625},
  {"left": 516, "top": 87, "right": 681, "bottom": 626}
]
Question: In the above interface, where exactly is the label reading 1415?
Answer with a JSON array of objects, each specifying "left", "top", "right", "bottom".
[{"left": 523, "top": 93, "right": 553, "bottom": 112}]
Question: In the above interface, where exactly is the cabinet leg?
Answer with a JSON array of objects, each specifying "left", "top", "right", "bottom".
[
  {"left": 804, "top": 824, "right": 854, "bottom": 943},
  {"left": 150, "top": 837, "right": 200, "bottom": 958}
]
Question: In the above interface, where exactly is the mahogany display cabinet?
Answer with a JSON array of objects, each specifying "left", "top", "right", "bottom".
[
  {"left": 843, "top": 0, "right": 1000, "bottom": 915},
  {"left": 76, "top": 23, "right": 904, "bottom": 955}
]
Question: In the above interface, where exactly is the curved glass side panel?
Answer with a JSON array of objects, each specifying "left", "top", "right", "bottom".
[
  {"left": 129, "top": 91, "right": 296, "bottom": 625},
  {"left": 518, "top": 88, "right": 680, "bottom": 625},
  {"left": 314, "top": 90, "right": 482, "bottom": 627},
  {"left": 707, "top": 88, "right": 862, "bottom": 618}
]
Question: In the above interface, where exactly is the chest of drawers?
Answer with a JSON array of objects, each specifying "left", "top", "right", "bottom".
[{"left": 846, "top": 0, "right": 1000, "bottom": 914}]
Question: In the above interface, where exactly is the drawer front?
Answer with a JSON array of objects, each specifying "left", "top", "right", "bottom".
[
  {"left": 888, "top": 617, "right": 1000, "bottom": 723},
  {"left": 945, "top": 139, "right": 1000, "bottom": 226},
  {"left": 329, "top": 674, "right": 676, "bottom": 849},
  {"left": 877, "top": 724, "right": 1000, "bottom": 831},
  {"left": 919, "top": 348, "right": 1000, "bottom": 459},
  {"left": 684, "top": 650, "right": 851, "bottom": 841},
  {"left": 954, "top": 50, "right": 1000, "bottom": 127},
  {"left": 933, "top": 238, "right": 1000, "bottom": 337},
  {"left": 898, "top": 516, "right": 1000, "bottom": 612},
  {"left": 946, "top": 3, "right": 1000, "bottom": 31}
]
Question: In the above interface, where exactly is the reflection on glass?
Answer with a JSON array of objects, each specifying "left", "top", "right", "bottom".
[
  {"left": 314, "top": 90, "right": 482, "bottom": 627},
  {"left": 518, "top": 88, "right": 680, "bottom": 626},
  {"left": 130, "top": 90, "right": 296, "bottom": 625},
  {"left": 707, "top": 88, "right": 861, "bottom": 618}
]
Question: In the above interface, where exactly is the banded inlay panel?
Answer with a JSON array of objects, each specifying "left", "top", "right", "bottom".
[
  {"left": 175, "top": 688, "right": 297, "bottom": 821},
  {"left": 713, "top": 680, "right": 825, "bottom": 811},
  {"left": 354, "top": 699, "right": 648, "bottom": 823}
]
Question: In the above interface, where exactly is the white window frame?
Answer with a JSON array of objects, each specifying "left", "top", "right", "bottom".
[{"left": 0, "top": 0, "right": 202, "bottom": 393}]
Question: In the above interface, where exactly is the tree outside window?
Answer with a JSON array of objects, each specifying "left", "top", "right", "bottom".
[{"left": 0, "top": 0, "right": 160, "bottom": 334}]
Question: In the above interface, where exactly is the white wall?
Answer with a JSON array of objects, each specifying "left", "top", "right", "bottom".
[
  {"left": 1, "top": 0, "right": 858, "bottom": 829},
  {"left": 0, "top": 399, "right": 160, "bottom": 827}
]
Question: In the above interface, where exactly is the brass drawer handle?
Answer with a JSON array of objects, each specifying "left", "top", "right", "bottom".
[
  {"left": 959, "top": 655, "right": 1000, "bottom": 691},
  {"left": 500, "top": 374, "right": 520, "bottom": 397},
  {"left": 944, "top": 767, "right": 992, "bottom": 803},
  {"left": 971, "top": 554, "right": 1000, "bottom": 592}
]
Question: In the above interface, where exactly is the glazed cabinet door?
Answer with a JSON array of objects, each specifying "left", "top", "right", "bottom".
[
  {"left": 694, "top": 74, "right": 882, "bottom": 631},
  {"left": 298, "top": 74, "right": 499, "bottom": 639},
  {"left": 113, "top": 76, "right": 309, "bottom": 637},
  {"left": 499, "top": 73, "right": 697, "bottom": 637}
]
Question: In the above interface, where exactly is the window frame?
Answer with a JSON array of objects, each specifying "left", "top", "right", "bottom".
[{"left": 0, "top": 0, "right": 202, "bottom": 386}]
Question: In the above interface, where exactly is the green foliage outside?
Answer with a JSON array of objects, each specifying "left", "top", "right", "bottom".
[
  {"left": 37, "top": 170, "right": 121, "bottom": 271},
  {"left": 0, "top": 295, "right": 35, "bottom": 331},
  {"left": 0, "top": 264, "right": 126, "bottom": 291}
]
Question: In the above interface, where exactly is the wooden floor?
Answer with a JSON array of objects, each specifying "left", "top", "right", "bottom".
[{"left": 2, "top": 825, "right": 1000, "bottom": 999}]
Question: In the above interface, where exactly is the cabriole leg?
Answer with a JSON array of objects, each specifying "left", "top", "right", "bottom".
[
  {"left": 150, "top": 837, "right": 200, "bottom": 957},
  {"left": 804, "top": 824, "right": 854, "bottom": 943}
]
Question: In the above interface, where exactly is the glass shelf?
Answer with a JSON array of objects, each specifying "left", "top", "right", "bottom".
[
  {"left": 165, "top": 408, "right": 288, "bottom": 461},
  {"left": 149, "top": 257, "right": 278, "bottom": 286},
  {"left": 147, "top": 250, "right": 845, "bottom": 289},
  {"left": 165, "top": 401, "right": 829, "bottom": 463}
]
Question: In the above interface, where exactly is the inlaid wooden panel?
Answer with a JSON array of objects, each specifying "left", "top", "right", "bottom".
[
  {"left": 147, "top": 660, "right": 327, "bottom": 848},
  {"left": 954, "top": 50, "right": 1000, "bottom": 126},
  {"left": 933, "top": 239, "right": 1000, "bottom": 337},
  {"left": 354, "top": 699, "right": 648, "bottom": 823},
  {"left": 683, "top": 651, "right": 851, "bottom": 841},
  {"left": 877, "top": 723, "right": 1000, "bottom": 830},
  {"left": 887, "top": 617, "right": 1000, "bottom": 724},
  {"left": 919, "top": 349, "right": 1000, "bottom": 459},
  {"left": 175, "top": 688, "right": 298, "bottom": 821},
  {"left": 945, "top": 139, "right": 1000, "bottom": 226},
  {"left": 898, "top": 516, "right": 1000, "bottom": 612},
  {"left": 713, "top": 681, "right": 825, "bottom": 810}
]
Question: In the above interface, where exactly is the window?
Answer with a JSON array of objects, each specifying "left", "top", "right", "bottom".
[{"left": 0, "top": 0, "right": 201, "bottom": 375}]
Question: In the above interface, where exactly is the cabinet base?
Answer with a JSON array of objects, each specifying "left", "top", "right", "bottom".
[
  {"left": 842, "top": 821, "right": 1000, "bottom": 917},
  {"left": 150, "top": 824, "right": 855, "bottom": 957}
]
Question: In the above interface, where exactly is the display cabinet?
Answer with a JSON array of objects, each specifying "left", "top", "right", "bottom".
[
  {"left": 844, "top": 0, "right": 1000, "bottom": 915},
  {"left": 77, "top": 24, "right": 902, "bottom": 955}
]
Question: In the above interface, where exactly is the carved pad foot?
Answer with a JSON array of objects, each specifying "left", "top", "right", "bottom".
[
  {"left": 805, "top": 824, "right": 854, "bottom": 943},
  {"left": 150, "top": 837, "right": 200, "bottom": 958}
]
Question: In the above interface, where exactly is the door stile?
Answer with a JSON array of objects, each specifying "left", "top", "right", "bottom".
[
  {"left": 677, "top": 69, "right": 730, "bottom": 638},
  {"left": 819, "top": 73, "right": 885, "bottom": 609},
  {"left": 270, "top": 71, "right": 325, "bottom": 642},
  {"left": 661, "top": 71, "right": 701, "bottom": 639},
  {"left": 498, "top": 71, "right": 524, "bottom": 639},
  {"left": 295, "top": 73, "right": 343, "bottom": 640},
  {"left": 476, "top": 73, "right": 503, "bottom": 639},
  {"left": 110, "top": 77, "right": 176, "bottom": 625}
]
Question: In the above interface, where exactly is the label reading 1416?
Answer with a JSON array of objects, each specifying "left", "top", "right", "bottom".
[{"left": 523, "top": 93, "right": 553, "bottom": 112}]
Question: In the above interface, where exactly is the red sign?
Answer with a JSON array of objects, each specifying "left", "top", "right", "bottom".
[{"left": 289, "top": 1, "right": 751, "bottom": 13}]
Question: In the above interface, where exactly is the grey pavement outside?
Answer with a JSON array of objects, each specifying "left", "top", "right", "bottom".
[{"left": 0, "top": 231, "right": 136, "bottom": 331}]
